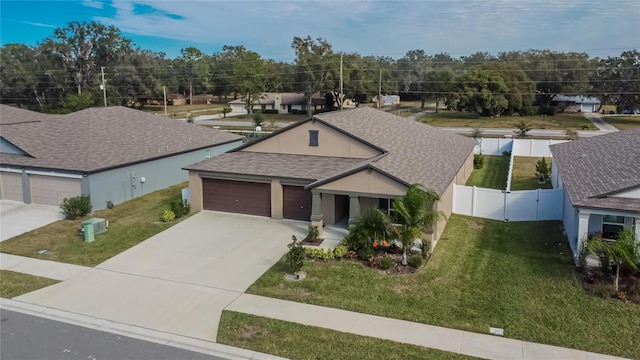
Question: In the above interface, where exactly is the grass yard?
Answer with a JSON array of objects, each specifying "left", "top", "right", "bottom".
[
  {"left": 0, "top": 270, "right": 59, "bottom": 298},
  {"left": 465, "top": 155, "right": 509, "bottom": 189},
  {"left": 0, "top": 183, "right": 189, "bottom": 267},
  {"left": 420, "top": 111, "right": 596, "bottom": 130},
  {"left": 247, "top": 215, "right": 640, "bottom": 359},
  {"left": 603, "top": 115, "right": 640, "bottom": 131},
  {"left": 511, "top": 157, "right": 553, "bottom": 190},
  {"left": 142, "top": 104, "right": 225, "bottom": 114},
  {"left": 234, "top": 113, "right": 307, "bottom": 122},
  {"left": 218, "top": 311, "right": 477, "bottom": 360}
]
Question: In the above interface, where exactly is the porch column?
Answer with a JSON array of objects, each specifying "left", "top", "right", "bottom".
[
  {"left": 348, "top": 195, "right": 360, "bottom": 224},
  {"left": 310, "top": 192, "right": 323, "bottom": 236},
  {"left": 576, "top": 209, "right": 590, "bottom": 263},
  {"left": 635, "top": 216, "right": 640, "bottom": 245}
]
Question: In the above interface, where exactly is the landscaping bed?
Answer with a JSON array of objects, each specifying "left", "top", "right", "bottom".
[
  {"left": 0, "top": 183, "right": 190, "bottom": 267},
  {"left": 0, "top": 270, "right": 59, "bottom": 298},
  {"left": 217, "top": 311, "right": 477, "bottom": 360},
  {"left": 248, "top": 215, "right": 640, "bottom": 359},
  {"left": 419, "top": 111, "right": 596, "bottom": 130}
]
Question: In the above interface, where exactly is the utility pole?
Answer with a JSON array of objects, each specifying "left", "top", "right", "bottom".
[
  {"left": 101, "top": 66, "right": 107, "bottom": 107},
  {"left": 339, "top": 53, "right": 343, "bottom": 110},
  {"left": 378, "top": 69, "right": 382, "bottom": 109},
  {"left": 163, "top": 86, "right": 168, "bottom": 118}
]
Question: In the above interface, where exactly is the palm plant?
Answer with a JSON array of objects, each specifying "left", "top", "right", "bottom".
[
  {"left": 345, "top": 207, "right": 390, "bottom": 259},
  {"left": 514, "top": 120, "right": 532, "bottom": 138},
  {"left": 587, "top": 228, "right": 639, "bottom": 291},
  {"left": 387, "top": 184, "right": 441, "bottom": 265}
]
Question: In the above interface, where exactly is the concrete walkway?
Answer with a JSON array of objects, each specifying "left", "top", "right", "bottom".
[
  {"left": 227, "top": 294, "right": 627, "bottom": 360},
  {"left": 582, "top": 112, "right": 619, "bottom": 132},
  {"left": 0, "top": 253, "right": 89, "bottom": 281},
  {"left": 0, "top": 200, "right": 64, "bottom": 242}
]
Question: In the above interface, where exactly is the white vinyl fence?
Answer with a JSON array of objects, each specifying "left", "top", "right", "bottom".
[
  {"left": 452, "top": 185, "right": 565, "bottom": 221},
  {"left": 474, "top": 138, "right": 569, "bottom": 156}
]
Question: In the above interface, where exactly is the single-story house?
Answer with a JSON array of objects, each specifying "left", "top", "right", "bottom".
[
  {"left": 0, "top": 105, "right": 242, "bottom": 210},
  {"left": 185, "top": 106, "right": 475, "bottom": 245},
  {"left": 551, "top": 95, "right": 601, "bottom": 113},
  {"left": 136, "top": 94, "right": 187, "bottom": 106},
  {"left": 229, "top": 92, "right": 326, "bottom": 114},
  {"left": 550, "top": 128, "right": 640, "bottom": 264}
]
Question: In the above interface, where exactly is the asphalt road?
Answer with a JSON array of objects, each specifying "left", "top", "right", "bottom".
[{"left": 0, "top": 309, "right": 227, "bottom": 360}]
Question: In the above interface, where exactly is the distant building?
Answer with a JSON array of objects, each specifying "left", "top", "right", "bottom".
[
  {"left": 229, "top": 93, "right": 326, "bottom": 114},
  {"left": 551, "top": 95, "right": 600, "bottom": 113}
]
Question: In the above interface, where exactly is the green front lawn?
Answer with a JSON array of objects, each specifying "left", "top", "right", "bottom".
[
  {"left": 420, "top": 111, "right": 596, "bottom": 130},
  {"left": 511, "top": 156, "right": 553, "bottom": 190},
  {"left": 218, "top": 311, "right": 477, "bottom": 360},
  {"left": 247, "top": 216, "right": 640, "bottom": 359},
  {"left": 465, "top": 155, "right": 509, "bottom": 189},
  {"left": 603, "top": 115, "right": 640, "bottom": 131},
  {"left": 0, "top": 270, "right": 59, "bottom": 298},
  {"left": 0, "top": 183, "right": 189, "bottom": 267}
]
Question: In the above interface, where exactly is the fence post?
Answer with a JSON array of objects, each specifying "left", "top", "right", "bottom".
[
  {"left": 536, "top": 188, "right": 541, "bottom": 221},
  {"left": 529, "top": 138, "right": 534, "bottom": 157},
  {"left": 504, "top": 191, "right": 509, "bottom": 221},
  {"left": 472, "top": 186, "right": 477, "bottom": 217}
]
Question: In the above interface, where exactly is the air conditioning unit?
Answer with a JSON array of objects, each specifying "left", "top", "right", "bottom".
[{"left": 81, "top": 218, "right": 108, "bottom": 236}]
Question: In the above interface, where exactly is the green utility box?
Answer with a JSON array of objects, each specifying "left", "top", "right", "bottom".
[
  {"left": 81, "top": 218, "right": 107, "bottom": 242},
  {"left": 83, "top": 223, "right": 95, "bottom": 243}
]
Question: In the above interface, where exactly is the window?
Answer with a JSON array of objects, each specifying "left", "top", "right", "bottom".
[
  {"left": 602, "top": 215, "right": 625, "bottom": 240},
  {"left": 309, "top": 130, "right": 319, "bottom": 147},
  {"left": 205, "top": 149, "right": 211, "bottom": 159},
  {"left": 378, "top": 198, "right": 395, "bottom": 215}
]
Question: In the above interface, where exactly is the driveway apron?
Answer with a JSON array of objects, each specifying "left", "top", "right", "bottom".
[{"left": 15, "top": 211, "right": 307, "bottom": 341}]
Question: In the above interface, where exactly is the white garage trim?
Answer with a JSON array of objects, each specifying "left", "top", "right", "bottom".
[
  {"left": 0, "top": 167, "right": 23, "bottom": 174},
  {"left": 25, "top": 170, "right": 83, "bottom": 179},
  {"left": 0, "top": 172, "right": 24, "bottom": 201},
  {"left": 30, "top": 175, "right": 82, "bottom": 206}
]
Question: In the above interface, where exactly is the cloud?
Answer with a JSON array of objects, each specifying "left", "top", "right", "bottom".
[
  {"left": 83, "top": 0, "right": 104, "bottom": 9},
  {"left": 92, "top": 0, "right": 640, "bottom": 59},
  {"left": 23, "top": 21, "right": 57, "bottom": 28}
]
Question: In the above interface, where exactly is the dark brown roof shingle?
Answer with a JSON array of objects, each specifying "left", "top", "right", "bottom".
[{"left": 0, "top": 105, "right": 242, "bottom": 173}]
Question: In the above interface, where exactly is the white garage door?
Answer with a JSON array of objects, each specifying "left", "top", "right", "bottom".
[
  {"left": 0, "top": 172, "right": 23, "bottom": 201},
  {"left": 30, "top": 175, "right": 82, "bottom": 206}
]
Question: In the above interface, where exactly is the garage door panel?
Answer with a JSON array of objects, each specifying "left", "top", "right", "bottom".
[
  {"left": 0, "top": 172, "right": 23, "bottom": 201},
  {"left": 203, "top": 179, "right": 270, "bottom": 217},
  {"left": 283, "top": 185, "right": 312, "bottom": 221},
  {"left": 30, "top": 175, "right": 82, "bottom": 206}
]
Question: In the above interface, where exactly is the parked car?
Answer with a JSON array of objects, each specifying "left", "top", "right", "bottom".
[{"left": 621, "top": 109, "right": 639, "bottom": 114}]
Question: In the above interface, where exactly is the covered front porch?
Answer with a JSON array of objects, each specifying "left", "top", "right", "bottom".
[{"left": 575, "top": 207, "right": 640, "bottom": 262}]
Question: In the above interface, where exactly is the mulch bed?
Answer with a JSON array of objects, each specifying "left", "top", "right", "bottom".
[
  {"left": 303, "top": 236, "right": 324, "bottom": 246},
  {"left": 578, "top": 268, "right": 640, "bottom": 304}
]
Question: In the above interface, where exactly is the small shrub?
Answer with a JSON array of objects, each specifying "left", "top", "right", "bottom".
[
  {"left": 307, "top": 225, "right": 319, "bottom": 243},
  {"left": 580, "top": 123, "right": 590, "bottom": 130},
  {"left": 334, "top": 245, "right": 348, "bottom": 258},
  {"left": 379, "top": 255, "right": 395, "bottom": 270},
  {"left": 564, "top": 129, "right": 578, "bottom": 140},
  {"left": 538, "top": 106, "right": 556, "bottom": 116},
  {"left": 304, "top": 247, "right": 334, "bottom": 260},
  {"left": 535, "top": 157, "right": 550, "bottom": 177},
  {"left": 421, "top": 239, "right": 431, "bottom": 258},
  {"left": 161, "top": 209, "right": 176, "bottom": 222},
  {"left": 473, "top": 154, "right": 485, "bottom": 169},
  {"left": 408, "top": 254, "right": 423, "bottom": 269},
  {"left": 286, "top": 235, "right": 305, "bottom": 274},
  {"left": 60, "top": 195, "right": 92, "bottom": 220},
  {"left": 367, "top": 256, "right": 378, "bottom": 267},
  {"left": 346, "top": 250, "right": 358, "bottom": 259},
  {"left": 514, "top": 120, "right": 532, "bottom": 138}
]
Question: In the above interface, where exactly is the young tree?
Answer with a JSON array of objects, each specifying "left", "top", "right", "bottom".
[
  {"left": 514, "top": 120, "right": 532, "bottom": 138},
  {"left": 223, "top": 45, "right": 265, "bottom": 114},
  {"left": 291, "top": 36, "right": 336, "bottom": 117},
  {"left": 587, "top": 228, "right": 639, "bottom": 291},
  {"left": 388, "top": 184, "right": 441, "bottom": 265}
]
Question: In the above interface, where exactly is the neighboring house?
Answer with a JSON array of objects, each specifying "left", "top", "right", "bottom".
[
  {"left": 185, "top": 106, "right": 475, "bottom": 245},
  {"left": 550, "top": 128, "right": 640, "bottom": 264},
  {"left": 136, "top": 94, "right": 187, "bottom": 106},
  {"left": 0, "top": 105, "right": 242, "bottom": 210},
  {"left": 229, "top": 93, "right": 326, "bottom": 114},
  {"left": 551, "top": 95, "right": 601, "bottom": 113}
]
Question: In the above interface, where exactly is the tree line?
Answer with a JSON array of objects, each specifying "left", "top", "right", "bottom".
[{"left": 1, "top": 21, "right": 638, "bottom": 116}]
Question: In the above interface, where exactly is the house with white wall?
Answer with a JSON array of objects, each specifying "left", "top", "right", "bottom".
[{"left": 550, "top": 128, "right": 640, "bottom": 263}]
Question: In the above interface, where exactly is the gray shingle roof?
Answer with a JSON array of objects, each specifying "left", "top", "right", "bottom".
[
  {"left": 184, "top": 152, "right": 366, "bottom": 180},
  {"left": 550, "top": 127, "right": 640, "bottom": 211},
  {"left": 0, "top": 105, "right": 242, "bottom": 173},
  {"left": 313, "top": 107, "right": 476, "bottom": 195}
]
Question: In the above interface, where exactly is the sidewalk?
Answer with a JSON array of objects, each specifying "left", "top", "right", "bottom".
[
  {"left": 582, "top": 113, "right": 619, "bottom": 132},
  {"left": 0, "top": 253, "right": 89, "bottom": 281},
  {"left": 226, "top": 294, "right": 628, "bottom": 360}
]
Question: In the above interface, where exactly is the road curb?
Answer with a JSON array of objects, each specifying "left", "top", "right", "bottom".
[{"left": 0, "top": 298, "right": 287, "bottom": 360}]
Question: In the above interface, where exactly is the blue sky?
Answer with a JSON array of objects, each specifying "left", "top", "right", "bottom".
[{"left": 1, "top": 0, "right": 639, "bottom": 61}]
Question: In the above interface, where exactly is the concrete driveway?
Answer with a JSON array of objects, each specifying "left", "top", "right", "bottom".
[
  {"left": 15, "top": 211, "right": 308, "bottom": 341},
  {"left": 0, "top": 200, "right": 63, "bottom": 242}
]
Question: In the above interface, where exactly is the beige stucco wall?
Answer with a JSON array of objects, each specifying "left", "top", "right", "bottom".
[
  {"left": 359, "top": 197, "right": 379, "bottom": 213},
  {"left": 271, "top": 179, "right": 283, "bottom": 220},
  {"left": 317, "top": 169, "right": 407, "bottom": 196},
  {"left": 189, "top": 172, "right": 203, "bottom": 213},
  {"left": 457, "top": 151, "right": 474, "bottom": 185},
  {"left": 433, "top": 179, "right": 454, "bottom": 244},
  {"left": 244, "top": 121, "right": 381, "bottom": 159}
]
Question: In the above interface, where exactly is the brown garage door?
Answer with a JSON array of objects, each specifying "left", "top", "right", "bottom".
[
  {"left": 283, "top": 185, "right": 312, "bottom": 221},
  {"left": 203, "top": 179, "right": 271, "bottom": 217},
  {"left": 30, "top": 175, "right": 82, "bottom": 206},
  {"left": 0, "top": 172, "right": 23, "bottom": 201}
]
